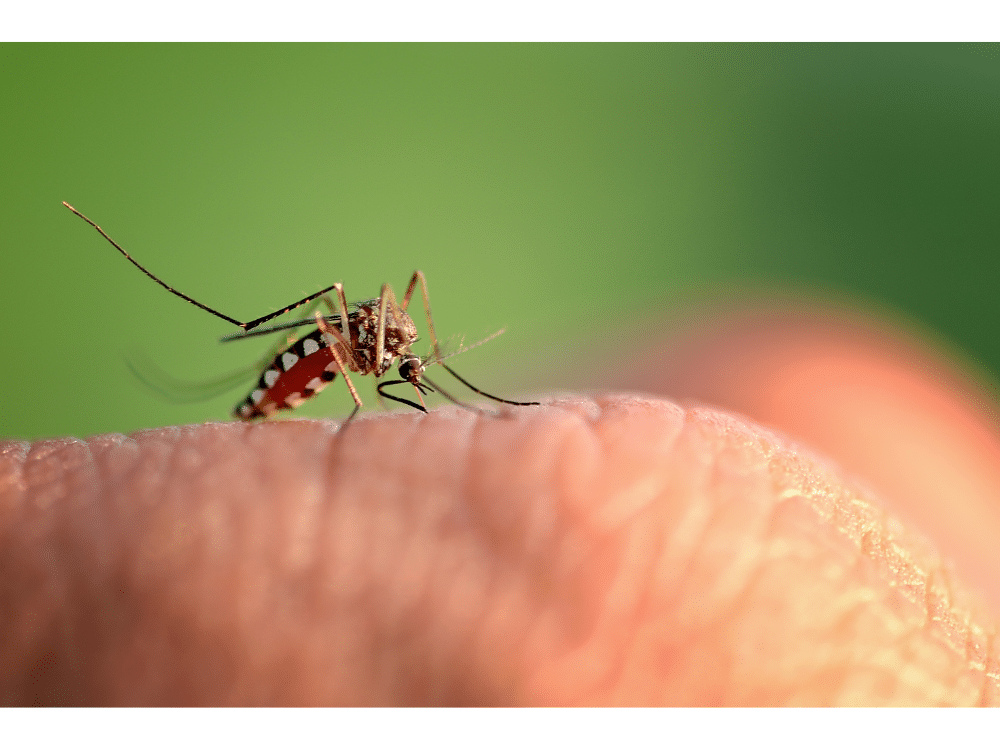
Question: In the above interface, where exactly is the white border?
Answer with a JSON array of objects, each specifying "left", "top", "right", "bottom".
[
  {"left": 6, "top": 1, "right": 1000, "bottom": 42},
  {"left": 4, "top": 707, "right": 1000, "bottom": 749}
]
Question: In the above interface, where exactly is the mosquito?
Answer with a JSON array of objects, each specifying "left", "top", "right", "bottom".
[{"left": 63, "top": 202, "right": 540, "bottom": 423}]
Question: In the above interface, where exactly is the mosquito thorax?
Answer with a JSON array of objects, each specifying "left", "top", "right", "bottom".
[{"left": 353, "top": 304, "right": 419, "bottom": 376}]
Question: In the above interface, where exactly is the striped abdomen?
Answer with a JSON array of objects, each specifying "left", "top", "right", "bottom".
[{"left": 234, "top": 328, "right": 341, "bottom": 420}]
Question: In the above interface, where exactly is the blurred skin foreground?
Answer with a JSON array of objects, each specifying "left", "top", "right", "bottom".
[{"left": 3, "top": 303, "right": 1000, "bottom": 705}]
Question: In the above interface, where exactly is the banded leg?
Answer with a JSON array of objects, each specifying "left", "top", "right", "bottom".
[
  {"left": 257, "top": 297, "right": 326, "bottom": 364},
  {"left": 375, "top": 282, "right": 403, "bottom": 373},
  {"left": 63, "top": 202, "right": 345, "bottom": 333},
  {"left": 401, "top": 270, "right": 442, "bottom": 360},
  {"left": 319, "top": 284, "right": 353, "bottom": 346},
  {"left": 376, "top": 282, "right": 431, "bottom": 406},
  {"left": 318, "top": 287, "right": 362, "bottom": 414},
  {"left": 314, "top": 311, "right": 364, "bottom": 421}
]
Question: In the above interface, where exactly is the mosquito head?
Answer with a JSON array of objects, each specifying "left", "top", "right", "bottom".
[{"left": 398, "top": 353, "right": 425, "bottom": 385}]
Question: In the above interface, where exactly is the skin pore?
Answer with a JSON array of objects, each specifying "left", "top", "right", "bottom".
[{"left": 1, "top": 306, "right": 999, "bottom": 705}]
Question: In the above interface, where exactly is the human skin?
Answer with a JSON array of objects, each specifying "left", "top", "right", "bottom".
[{"left": 2, "top": 309, "right": 999, "bottom": 705}]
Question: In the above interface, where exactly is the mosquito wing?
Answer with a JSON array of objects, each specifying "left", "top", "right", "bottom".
[{"left": 125, "top": 349, "right": 267, "bottom": 404}]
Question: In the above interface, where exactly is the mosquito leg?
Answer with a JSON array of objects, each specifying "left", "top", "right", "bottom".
[
  {"left": 319, "top": 293, "right": 337, "bottom": 315},
  {"left": 262, "top": 298, "right": 325, "bottom": 365},
  {"left": 319, "top": 284, "right": 353, "bottom": 345},
  {"left": 317, "top": 288, "right": 362, "bottom": 371},
  {"left": 375, "top": 282, "right": 401, "bottom": 372},
  {"left": 375, "top": 284, "right": 420, "bottom": 378},
  {"left": 401, "top": 271, "right": 441, "bottom": 360},
  {"left": 346, "top": 404, "right": 361, "bottom": 423},
  {"left": 63, "top": 202, "right": 346, "bottom": 333},
  {"left": 440, "top": 363, "right": 540, "bottom": 406},
  {"left": 63, "top": 202, "right": 248, "bottom": 329},
  {"left": 315, "top": 311, "right": 364, "bottom": 413},
  {"left": 317, "top": 289, "right": 366, "bottom": 426},
  {"left": 375, "top": 377, "right": 389, "bottom": 411},
  {"left": 419, "top": 373, "right": 495, "bottom": 415},
  {"left": 241, "top": 283, "right": 348, "bottom": 332},
  {"left": 376, "top": 379, "right": 428, "bottom": 413}
]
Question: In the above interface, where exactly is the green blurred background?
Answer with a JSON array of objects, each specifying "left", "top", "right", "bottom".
[{"left": 3, "top": 43, "right": 1000, "bottom": 439}]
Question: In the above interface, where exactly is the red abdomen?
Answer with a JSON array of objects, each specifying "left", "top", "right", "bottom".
[{"left": 234, "top": 328, "right": 341, "bottom": 420}]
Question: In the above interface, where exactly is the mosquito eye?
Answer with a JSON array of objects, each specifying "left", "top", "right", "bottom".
[{"left": 399, "top": 356, "right": 422, "bottom": 382}]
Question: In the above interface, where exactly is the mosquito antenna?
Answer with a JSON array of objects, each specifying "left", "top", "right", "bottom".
[
  {"left": 422, "top": 329, "right": 507, "bottom": 369},
  {"left": 439, "top": 363, "right": 540, "bottom": 406},
  {"left": 450, "top": 328, "right": 505, "bottom": 357},
  {"left": 376, "top": 379, "right": 428, "bottom": 413},
  {"left": 63, "top": 201, "right": 341, "bottom": 332}
]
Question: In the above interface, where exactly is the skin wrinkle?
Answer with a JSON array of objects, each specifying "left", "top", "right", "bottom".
[
  {"left": 451, "top": 415, "right": 527, "bottom": 703},
  {"left": 984, "top": 634, "right": 1000, "bottom": 706},
  {"left": 768, "top": 536, "right": 932, "bottom": 702},
  {"left": 317, "top": 425, "right": 386, "bottom": 702},
  {"left": 84, "top": 435, "right": 150, "bottom": 699},
  {"left": 933, "top": 568, "right": 970, "bottom": 656},
  {"left": 268, "top": 424, "right": 330, "bottom": 586},
  {"left": 2, "top": 395, "right": 999, "bottom": 705},
  {"left": 334, "top": 417, "right": 490, "bottom": 700},
  {"left": 504, "top": 410, "right": 615, "bottom": 703},
  {"left": 517, "top": 411, "right": 606, "bottom": 699},
  {"left": 762, "top": 433, "right": 998, "bottom": 704},
  {"left": 458, "top": 409, "right": 552, "bottom": 704},
  {"left": 665, "top": 416, "right": 737, "bottom": 608},
  {"left": 526, "top": 398, "right": 691, "bottom": 704},
  {"left": 783, "top": 531, "right": 922, "bottom": 703},
  {"left": 162, "top": 433, "right": 228, "bottom": 635},
  {"left": 774, "top": 439, "right": 997, "bottom": 676},
  {"left": 670, "top": 458, "right": 755, "bottom": 702},
  {"left": 208, "top": 429, "right": 271, "bottom": 693},
  {"left": 598, "top": 407, "right": 719, "bottom": 704},
  {"left": 546, "top": 402, "right": 998, "bottom": 704},
  {"left": 0, "top": 440, "right": 31, "bottom": 700},
  {"left": 266, "top": 422, "right": 372, "bottom": 701},
  {"left": 527, "top": 401, "right": 622, "bottom": 703},
  {"left": 982, "top": 630, "right": 1000, "bottom": 706},
  {"left": 249, "top": 423, "right": 330, "bottom": 702},
  {"left": 17, "top": 439, "right": 104, "bottom": 704},
  {"left": 115, "top": 439, "right": 199, "bottom": 702},
  {"left": 376, "top": 415, "right": 463, "bottom": 703},
  {"left": 0, "top": 441, "right": 31, "bottom": 502},
  {"left": 621, "top": 305, "right": 1000, "bottom": 608},
  {"left": 774, "top": 566, "right": 871, "bottom": 701},
  {"left": 370, "top": 411, "right": 465, "bottom": 703},
  {"left": 60, "top": 438, "right": 114, "bottom": 688},
  {"left": 705, "top": 436, "right": 776, "bottom": 623},
  {"left": 176, "top": 426, "right": 288, "bottom": 702},
  {"left": 666, "top": 414, "right": 778, "bottom": 704},
  {"left": 460, "top": 403, "right": 619, "bottom": 703},
  {"left": 285, "top": 425, "right": 336, "bottom": 588},
  {"left": 712, "top": 487, "right": 790, "bottom": 701},
  {"left": 590, "top": 399, "right": 684, "bottom": 531},
  {"left": 435, "top": 410, "right": 501, "bottom": 704}
]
